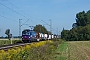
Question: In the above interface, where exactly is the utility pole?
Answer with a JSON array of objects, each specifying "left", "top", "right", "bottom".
[
  {"left": 19, "top": 19, "right": 30, "bottom": 40},
  {"left": 0, "top": 29, "right": 1, "bottom": 32},
  {"left": 57, "top": 28, "right": 58, "bottom": 40},
  {"left": 19, "top": 19, "right": 22, "bottom": 40},
  {"left": 29, "top": 26, "right": 34, "bottom": 30},
  {"left": 41, "top": 19, "right": 52, "bottom": 39},
  {"left": 49, "top": 19, "right": 52, "bottom": 39}
]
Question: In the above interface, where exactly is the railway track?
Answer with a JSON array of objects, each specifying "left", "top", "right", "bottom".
[{"left": 0, "top": 43, "right": 31, "bottom": 51}]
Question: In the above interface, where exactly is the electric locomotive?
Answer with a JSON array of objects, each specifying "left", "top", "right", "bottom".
[{"left": 22, "top": 29, "right": 40, "bottom": 43}]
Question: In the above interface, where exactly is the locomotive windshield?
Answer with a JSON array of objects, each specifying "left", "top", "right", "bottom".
[
  {"left": 22, "top": 29, "right": 31, "bottom": 35},
  {"left": 22, "top": 29, "right": 36, "bottom": 36}
]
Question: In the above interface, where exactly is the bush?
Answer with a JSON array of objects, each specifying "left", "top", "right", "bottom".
[{"left": 0, "top": 40, "right": 63, "bottom": 60}]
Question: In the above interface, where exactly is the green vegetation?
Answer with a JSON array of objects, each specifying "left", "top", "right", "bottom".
[
  {"left": 28, "top": 40, "right": 63, "bottom": 60},
  {"left": 54, "top": 42, "right": 68, "bottom": 60},
  {"left": 0, "top": 40, "right": 62, "bottom": 60},
  {"left": 51, "top": 41, "right": 90, "bottom": 60},
  {"left": 1, "top": 39, "right": 90, "bottom": 60},
  {"left": 0, "top": 40, "right": 23, "bottom": 46},
  {"left": 57, "top": 42, "right": 67, "bottom": 52},
  {"left": 33, "top": 24, "right": 50, "bottom": 34},
  {"left": 61, "top": 10, "right": 90, "bottom": 41}
]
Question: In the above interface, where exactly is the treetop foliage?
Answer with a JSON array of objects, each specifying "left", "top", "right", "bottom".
[
  {"left": 75, "top": 10, "right": 90, "bottom": 26},
  {"left": 61, "top": 10, "right": 90, "bottom": 41},
  {"left": 33, "top": 24, "right": 48, "bottom": 34}
]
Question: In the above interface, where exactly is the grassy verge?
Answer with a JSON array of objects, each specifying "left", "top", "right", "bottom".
[
  {"left": 52, "top": 41, "right": 68, "bottom": 60},
  {"left": 28, "top": 40, "right": 63, "bottom": 60},
  {"left": 2, "top": 40, "right": 90, "bottom": 60},
  {"left": 0, "top": 40, "right": 23, "bottom": 46},
  {"left": 0, "top": 40, "right": 63, "bottom": 60}
]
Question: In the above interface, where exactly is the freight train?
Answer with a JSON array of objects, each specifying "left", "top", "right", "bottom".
[{"left": 22, "top": 29, "right": 54, "bottom": 43}]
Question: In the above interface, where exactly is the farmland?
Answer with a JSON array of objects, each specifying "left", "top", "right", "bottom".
[
  {"left": 0, "top": 40, "right": 90, "bottom": 60},
  {"left": 67, "top": 41, "right": 90, "bottom": 60},
  {"left": 53, "top": 41, "right": 90, "bottom": 60}
]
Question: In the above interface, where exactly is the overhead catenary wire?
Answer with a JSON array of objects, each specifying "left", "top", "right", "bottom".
[
  {"left": 21, "top": 19, "right": 30, "bottom": 26},
  {"left": 0, "top": 1, "right": 37, "bottom": 38},
  {"left": 6, "top": 0, "right": 38, "bottom": 24},
  {"left": 0, "top": 14, "right": 17, "bottom": 22},
  {"left": 0, "top": 2, "right": 28, "bottom": 19},
  {"left": 0, "top": 2, "right": 33, "bottom": 26},
  {"left": 0, "top": 1, "right": 50, "bottom": 28},
  {"left": 0, "top": 10, "right": 18, "bottom": 22},
  {"left": 41, "top": 20, "right": 50, "bottom": 26},
  {"left": 6, "top": 0, "right": 27, "bottom": 15}
]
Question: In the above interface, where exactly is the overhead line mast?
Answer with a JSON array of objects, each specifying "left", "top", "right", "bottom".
[
  {"left": 49, "top": 19, "right": 52, "bottom": 39},
  {"left": 41, "top": 19, "right": 52, "bottom": 39},
  {"left": 19, "top": 19, "right": 22, "bottom": 40}
]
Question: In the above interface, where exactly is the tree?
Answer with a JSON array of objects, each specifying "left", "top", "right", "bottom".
[
  {"left": 33, "top": 24, "right": 48, "bottom": 34},
  {"left": 72, "top": 23, "right": 77, "bottom": 28},
  {"left": 47, "top": 31, "right": 51, "bottom": 34},
  {"left": 61, "top": 29, "right": 70, "bottom": 40},
  {"left": 76, "top": 10, "right": 90, "bottom": 26},
  {"left": 61, "top": 10, "right": 90, "bottom": 41},
  {"left": 5, "top": 29, "right": 12, "bottom": 40},
  {"left": 86, "top": 10, "right": 90, "bottom": 25}
]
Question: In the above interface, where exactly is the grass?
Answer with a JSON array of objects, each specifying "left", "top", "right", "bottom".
[
  {"left": 1, "top": 39, "right": 90, "bottom": 60},
  {"left": 53, "top": 41, "right": 68, "bottom": 60},
  {"left": 57, "top": 42, "right": 67, "bottom": 52},
  {"left": 0, "top": 40, "right": 23, "bottom": 46},
  {"left": 0, "top": 40, "right": 62, "bottom": 60},
  {"left": 51, "top": 41, "right": 90, "bottom": 60}
]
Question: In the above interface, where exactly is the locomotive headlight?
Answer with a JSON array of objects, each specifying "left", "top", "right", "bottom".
[{"left": 29, "top": 37, "right": 30, "bottom": 38}]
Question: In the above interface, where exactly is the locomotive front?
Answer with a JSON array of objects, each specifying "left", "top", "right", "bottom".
[{"left": 22, "top": 29, "right": 36, "bottom": 43}]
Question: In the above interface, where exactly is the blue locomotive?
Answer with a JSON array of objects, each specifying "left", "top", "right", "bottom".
[{"left": 22, "top": 29, "right": 40, "bottom": 43}]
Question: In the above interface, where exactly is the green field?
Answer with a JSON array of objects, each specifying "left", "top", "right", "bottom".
[
  {"left": 53, "top": 41, "right": 90, "bottom": 60},
  {"left": 0, "top": 40, "right": 23, "bottom": 46},
  {"left": 0, "top": 40, "right": 90, "bottom": 60}
]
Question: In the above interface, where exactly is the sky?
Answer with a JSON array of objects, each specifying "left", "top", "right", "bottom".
[{"left": 0, "top": 0, "right": 90, "bottom": 36}]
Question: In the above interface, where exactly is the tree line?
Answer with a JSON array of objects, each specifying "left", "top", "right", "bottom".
[{"left": 61, "top": 10, "right": 90, "bottom": 41}]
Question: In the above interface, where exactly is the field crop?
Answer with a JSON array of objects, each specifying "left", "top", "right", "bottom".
[
  {"left": 52, "top": 41, "right": 90, "bottom": 60},
  {"left": 67, "top": 41, "right": 90, "bottom": 60}
]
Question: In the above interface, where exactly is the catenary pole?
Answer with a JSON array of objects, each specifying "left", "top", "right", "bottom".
[{"left": 19, "top": 19, "right": 22, "bottom": 40}]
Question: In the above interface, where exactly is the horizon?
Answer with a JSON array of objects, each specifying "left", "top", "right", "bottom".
[{"left": 0, "top": 0, "right": 90, "bottom": 37}]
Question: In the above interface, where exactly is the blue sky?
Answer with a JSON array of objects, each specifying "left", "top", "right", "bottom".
[{"left": 0, "top": 0, "right": 90, "bottom": 36}]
